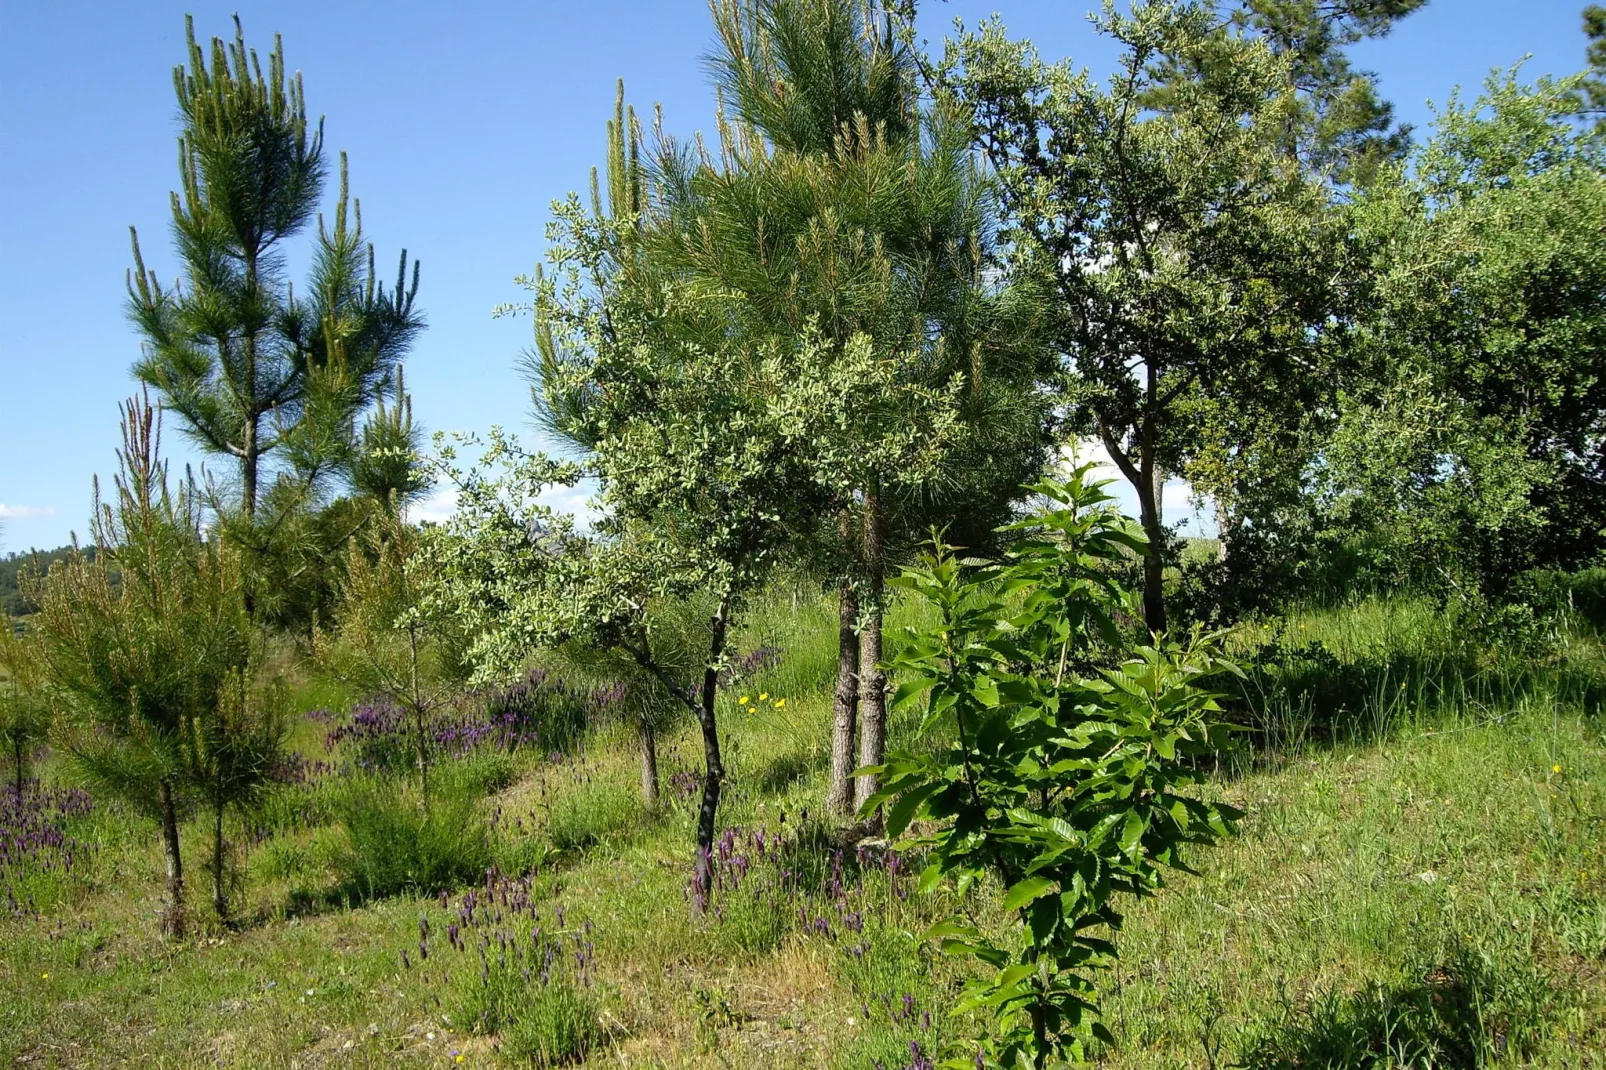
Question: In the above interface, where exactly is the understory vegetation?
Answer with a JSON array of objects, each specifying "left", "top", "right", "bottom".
[
  {"left": 5, "top": 0, "right": 1606, "bottom": 1066},
  {"left": 3, "top": 589, "right": 1604, "bottom": 1067}
]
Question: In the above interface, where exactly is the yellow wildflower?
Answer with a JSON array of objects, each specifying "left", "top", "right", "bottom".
[
  {"left": 760, "top": 693, "right": 769, "bottom": 701},
  {"left": 739, "top": 695, "right": 750, "bottom": 705},
  {"left": 1552, "top": 764, "right": 1563, "bottom": 774},
  {"left": 775, "top": 699, "right": 785, "bottom": 708}
]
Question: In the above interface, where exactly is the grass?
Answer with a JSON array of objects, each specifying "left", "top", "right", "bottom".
[{"left": 2, "top": 591, "right": 1604, "bottom": 1067}]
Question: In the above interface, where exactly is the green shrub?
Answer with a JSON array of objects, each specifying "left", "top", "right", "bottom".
[
  {"left": 334, "top": 780, "right": 490, "bottom": 899},
  {"left": 499, "top": 983, "right": 602, "bottom": 1065},
  {"left": 1238, "top": 938, "right": 1562, "bottom": 1069},
  {"left": 251, "top": 837, "right": 310, "bottom": 881}
]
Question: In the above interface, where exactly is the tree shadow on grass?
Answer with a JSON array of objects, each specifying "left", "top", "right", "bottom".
[
  {"left": 1220, "top": 640, "right": 1606, "bottom": 763},
  {"left": 1238, "top": 947, "right": 1560, "bottom": 1070}
]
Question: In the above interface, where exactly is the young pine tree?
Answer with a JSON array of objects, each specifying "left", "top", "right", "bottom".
[
  {"left": 127, "top": 16, "right": 422, "bottom": 524},
  {"left": 0, "top": 626, "right": 51, "bottom": 799},
  {"left": 27, "top": 398, "right": 282, "bottom": 934}
]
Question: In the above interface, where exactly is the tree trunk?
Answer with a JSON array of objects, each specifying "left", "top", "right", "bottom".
[
  {"left": 241, "top": 424, "right": 258, "bottom": 521},
  {"left": 854, "top": 483, "right": 887, "bottom": 815},
  {"left": 1215, "top": 495, "right": 1231, "bottom": 565},
  {"left": 210, "top": 797, "right": 228, "bottom": 923},
  {"left": 639, "top": 717, "right": 660, "bottom": 813},
  {"left": 826, "top": 580, "right": 860, "bottom": 819},
  {"left": 1136, "top": 459, "right": 1167, "bottom": 636},
  {"left": 12, "top": 736, "right": 24, "bottom": 799},
  {"left": 692, "top": 597, "right": 731, "bottom": 906},
  {"left": 158, "top": 780, "right": 186, "bottom": 939}
]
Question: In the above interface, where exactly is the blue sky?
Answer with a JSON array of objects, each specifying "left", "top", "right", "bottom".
[{"left": 0, "top": 0, "right": 1595, "bottom": 551}]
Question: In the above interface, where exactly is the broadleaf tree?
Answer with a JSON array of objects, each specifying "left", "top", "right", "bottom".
[{"left": 944, "top": 0, "right": 1359, "bottom": 634}]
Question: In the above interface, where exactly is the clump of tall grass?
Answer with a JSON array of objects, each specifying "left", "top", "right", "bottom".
[
  {"left": 545, "top": 773, "right": 640, "bottom": 853},
  {"left": 333, "top": 778, "right": 490, "bottom": 900}
]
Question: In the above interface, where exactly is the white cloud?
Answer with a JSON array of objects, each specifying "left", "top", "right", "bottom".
[
  {"left": 410, "top": 485, "right": 459, "bottom": 526},
  {"left": 407, "top": 479, "right": 599, "bottom": 529},
  {"left": 0, "top": 504, "right": 55, "bottom": 520},
  {"left": 1054, "top": 439, "right": 1212, "bottom": 535}
]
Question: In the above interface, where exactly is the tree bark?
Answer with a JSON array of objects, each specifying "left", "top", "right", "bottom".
[
  {"left": 241, "top": 417, "right": 258, "bottom": 522},
  {"left": 1215, "top": 495, "right": 1231, "bottom": 565},
  {"left": 692, "top": 597, "right": 731, "bottom": 903},
  {"left": 1136, "top": 456, "right": 1167, "bottom": 636},
  {"left": 639, "top": 717, "right": 660, "bottom": 813},
  {"left": 855, "top": 483, "right": 887, "bottom": 815},
  {"left": 1102, "top": 387, "right": 1170, "bottom": 637},
  {"left": 826, "top": 580, "right": 860, "bottom": 819},
  {"left": 158, "top": 779, "right": 186, "bottom": 939}
]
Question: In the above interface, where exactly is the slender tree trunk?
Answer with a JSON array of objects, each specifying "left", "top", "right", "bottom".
[
  {"left": 409, "top": 624, "right": 430, "bottom": 807},
  {"left": 826, "top": 578, "right": 860, "bottom": 819},
  {"left": 211, "top": 796, "right": 228, "bottom": 922},
  {"left": 692, "top": 597, "right": 731, "bottom": 905},
  {"left": 639, "top": 717, "right": 660, "bottom": 813},
  {"left": 157, "top": 779, "right": 186, "bottom": 939},
  {"left": 855, "top": 483, "right": 887, "bottom": 815},
  {"left": 241, "top": 249, "right": 260, "bottom": 522},
  {"left": 1215, "top": 496, "right": 1231, "bottom": 565},
  {"left": 12, "top": 736, "right": 23, "bottom": 799},
  {"left": 1132, "top": 365, "right": 1170, "bottom": 636},
  {"left": 1135, "top": 454, "right": 1168, "bottom": 636},
  {"left": 241, "top": 421, "right": 258, "bottom": 522}
]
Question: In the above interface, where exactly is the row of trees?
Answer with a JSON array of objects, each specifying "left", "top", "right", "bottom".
[{"left": 373, "top": 0, "right": 1606, "bottom": 875}]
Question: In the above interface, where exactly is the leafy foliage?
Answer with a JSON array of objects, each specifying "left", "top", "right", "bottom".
[
  {"left": 945, "top": 0, "right": 1358, "bottom": 632},
  {"left": 863, "top": 469, "right": 1241, "bottom": 1066},
  {"left": 1327, "top": 67, "right": 1606, "bottom": 594}
]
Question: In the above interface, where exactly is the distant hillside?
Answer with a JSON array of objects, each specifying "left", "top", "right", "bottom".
[{"left": 1, "top": 545, "right": 86, "bottom": 616}]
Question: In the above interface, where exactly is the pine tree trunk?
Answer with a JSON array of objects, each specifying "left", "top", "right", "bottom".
[
  {"left": 854, "top": 484, "right": 887, "bottom": 815},
  {"left": 639, "top": 717, "right": 660, "bottom": 813},
  {"left": 242, "top": 421, "right": 258, "bottom": 522},
  {"left": 211, "top": 797, "right": 228, "bottom": 923},
  {"left": 157, "top": 780, "right": 186, "bottom": 939},
  {"left": 692, "top": 597, "right": 731, "bottom": 907},
  {"left": 826, "top": 580, "right": 860, "bottom": 819}
]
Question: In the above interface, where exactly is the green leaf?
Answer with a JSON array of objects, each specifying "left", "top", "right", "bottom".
[
  {"left": 1002, "top": 875, "right": 1056, "bottom": 912},
  {"left": 1119, "top": 811, "right": 1147, "bottom": 853},
  {"left": 885, "top": 780, "right": 944, "bottom": 837}
]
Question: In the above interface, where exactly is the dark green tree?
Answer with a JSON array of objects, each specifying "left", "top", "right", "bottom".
[
  {"left": 946, "top": 1, "right": 1360, "bottom": 634},
  {"left": 1577, "top": 5, "right": 1606, "bottom": 121},
  {"left": 1186, "top": 0, "right": 1428, "bottom": 181},
  {"left": 1330, "top": 69, "right": 1606, "bottom": 594}
]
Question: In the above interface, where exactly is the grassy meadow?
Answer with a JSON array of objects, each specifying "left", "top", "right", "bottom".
[{"left": 3, "top": 588, "right": 1604, "bottom": 1068}]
